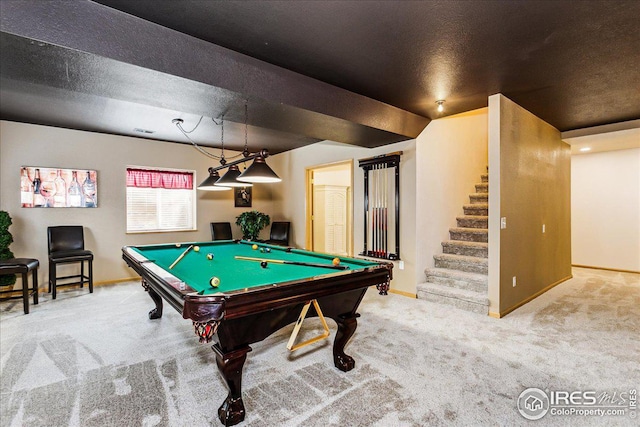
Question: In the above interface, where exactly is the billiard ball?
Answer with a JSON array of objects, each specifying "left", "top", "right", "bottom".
[
  {"left": 260, "top": 261, "right": 268, "bottom": 268},
  {"left": 259, "top": 248, "right": 265, "bottom": 253},
  {"left": 176, "top": 243, "right": 181, "bottom": 247},
  {"left": 252, "top": 244, "right": 258, "bottom": 250},
  {"left": 206, "top": 253, "right": 214, "bottom": 260},
  {"left": 332, "top": 257, "right": 341, "bottom": 266},
  {"left": 194, "top": 246, "right": 200, "bottom": 252},
  {"left": 210, "top": 276, "right": 220, "bottom": 287},
  {"left": 264, "top": 248, "right": 271, "bottom": 253}
]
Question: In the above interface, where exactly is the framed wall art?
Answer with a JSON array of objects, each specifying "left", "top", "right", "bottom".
[
  {"left": 20, "top": 166, "right": 98, "bottom": 208},
  {"left": 234, "top": 186, "right": 252, "bottom": 208}
]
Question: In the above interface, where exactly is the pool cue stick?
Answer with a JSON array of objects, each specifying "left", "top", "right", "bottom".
[
  {"left": 383, "top": 166, "right": 388, "bottom": 258},
  {"left": 235, "top": 256, "right": 349, "bottom": 270},
  {"left": 169, "top": 244, "right": 193, "bottom": 269},
  {"left": 373, "top": 165, "right": 378, "bottom": 256}
]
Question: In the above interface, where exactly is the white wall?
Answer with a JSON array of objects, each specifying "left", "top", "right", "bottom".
[
  {"left": 0, "top": 121, "right": 274, "bottom": 287},
  {"left": 270, "top": 139, "right": 417, "bottom": 295},
  {"left": 416, "top": 108, "right": 489, "bottom": 281},
  {"left": 571, "top": 148, "right": 640, "bottom": 272}
]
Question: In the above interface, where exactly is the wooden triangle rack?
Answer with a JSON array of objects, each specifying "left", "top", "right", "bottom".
[{"left": 286, "top": 299, "right": 330, "bottom": 351}]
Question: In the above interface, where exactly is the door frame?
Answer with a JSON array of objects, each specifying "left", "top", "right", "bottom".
[{"left": 305, "top": 160, "right": 354, "bottom": 255}]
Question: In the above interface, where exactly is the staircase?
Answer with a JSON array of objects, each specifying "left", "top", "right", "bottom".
[{"left": 416, "top": 173, "right": 489, "bottom": 315}]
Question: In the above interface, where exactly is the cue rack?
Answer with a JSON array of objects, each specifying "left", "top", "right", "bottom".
[{"left": 358, "top": 151, "right": 401, "bottom": 260}]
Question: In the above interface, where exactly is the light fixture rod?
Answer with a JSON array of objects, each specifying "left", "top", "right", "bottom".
[{"left": 209, "top": 149, "right": 270, "bottom": 173}]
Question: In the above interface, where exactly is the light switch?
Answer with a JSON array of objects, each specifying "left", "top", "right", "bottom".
[{"left": 501, "top": 217, "right": 507, "bottom": 229}]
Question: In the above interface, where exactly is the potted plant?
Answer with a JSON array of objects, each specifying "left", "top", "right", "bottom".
[
  {"left": 236, "top": 210, "right": 270, "bottom": 241},
  {"left": 0, "top": 210, "right": 16, "bottom": 288}
]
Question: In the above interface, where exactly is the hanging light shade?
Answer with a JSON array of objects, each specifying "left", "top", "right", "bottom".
[
  {"left": 197, "top": 168, "right": 231, "bottom": 191},
  {"left": 237, "top": 156, "right": 281, "bottom": 183},
  {"left": 215, "top": 164, "right": 253, "bottom": 187}
]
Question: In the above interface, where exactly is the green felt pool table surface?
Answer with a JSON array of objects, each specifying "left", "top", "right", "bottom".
[{"left": 130, "top": 240, "right": 379, "bottom": 295}]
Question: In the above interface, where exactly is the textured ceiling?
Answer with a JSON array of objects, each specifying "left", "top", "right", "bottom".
[{"left": 1, "top": 0, "right": 639, "bottom": 154}]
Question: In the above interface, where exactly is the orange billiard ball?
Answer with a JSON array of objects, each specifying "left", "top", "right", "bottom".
[{"left": 332, "top": 257, "right": 341, "bottom": 266}]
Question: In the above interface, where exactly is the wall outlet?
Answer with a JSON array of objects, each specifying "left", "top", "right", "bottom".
[
  {"left": 512, "top": 276, "right": 517, "bottom": 287},
  {"left": 501, "top": 217, "right": 507, "bottom": 229},
  {"left": 399, "top": 261, "right": 405, "bottom": 270},
  {"left": 542, "top": 224, "right": 546, "bottom": 233}
]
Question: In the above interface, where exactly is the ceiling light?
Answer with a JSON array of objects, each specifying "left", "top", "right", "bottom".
[
  {"left": 197, "top": 168, "right": 231, "bottom": 191},
  {"left": 579, "top": 147, "right": 592, "bottom": 152},
  {"left": 215, "top": 164, "right": 253, "bottom": 187},
  {"left": 436, "top": 100, "right": 445, "bottom": 113},
  {"left": 238, "top": 155, "right": 281, "bottom": 183},
  {"left": 174, "top": 101, "right": 279, "bottom": 190}
]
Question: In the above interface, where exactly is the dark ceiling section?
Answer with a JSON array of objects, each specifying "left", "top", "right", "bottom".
[
  {"left": 94, "top": 0, "right": 640, "bottom": 131},
  {"left": 0, "top": 1, "right": 427, "bottom": 154},
  {"left": 1, "top": 0, "right": 639, "bottom": 154}
]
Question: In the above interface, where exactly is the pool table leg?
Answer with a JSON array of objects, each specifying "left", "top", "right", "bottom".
[
  {"left": 141, "top": 280, "right": 163, "bottom": 319},
  {"left": 333, "top": 312, "right": 361, "bottom": 372},
  {"left": 212, "top": 344, "right": 252, "bottom": 426}
]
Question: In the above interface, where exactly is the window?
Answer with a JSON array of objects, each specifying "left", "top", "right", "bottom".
[{"left": 126, "top": 167, "right": 196, "bottom": 233}]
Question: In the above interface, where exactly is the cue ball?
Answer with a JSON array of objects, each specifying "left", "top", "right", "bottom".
[
  {"left": 206, "top": 253, "right": 214, "bottom": 260},
  {"left": 332, "top": 257, "right": 341, "bottom": 266},
  {"left": 260, "top": 261, "right": 268, "bottom": 268},
  {"left": 194, "top": 246, "right": 200, "bottom": 252},
  {"left": 176, "top": 243, "right": 181, "bottom": 247},
  {"left": 252, "top": 244, "right": 258, "bottom": 250},
  {"left": 210, "top": 276, "right": 220, "bottom": 287}
]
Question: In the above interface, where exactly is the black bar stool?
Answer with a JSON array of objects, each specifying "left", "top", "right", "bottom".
[
  {"left": 47, "top": 226, "right": 93, "bottom": 299},
  {"left": 0, "top": 258, "right": 39, "bottom": 314}
]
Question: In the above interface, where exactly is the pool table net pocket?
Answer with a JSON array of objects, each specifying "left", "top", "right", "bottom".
[{"left": 194, "top": 320, "right": 220, "bottom": 343}]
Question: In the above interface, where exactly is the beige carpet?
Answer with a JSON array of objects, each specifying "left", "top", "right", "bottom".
[{"left": 1, "top": 267, "right": 638, "bottom": 426}]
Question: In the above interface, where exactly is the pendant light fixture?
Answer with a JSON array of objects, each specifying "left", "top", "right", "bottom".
[
  {"left": 177, "top": 100, "right": 280, "bottom": 190},
  {"left": 197, "top": 168, "right": 230, "bottom": 191},
  {"left": 196, "top": 116, "right": 232, "bottom": 191},
  {"left": 216, "top": 164, "right": 252, "bottom": 187},
  {"left": 237, "top": 101, "right": 281, "bottom": 183},
  {"left": 237, "top": 154, "right": 282, "bottom": 183}
]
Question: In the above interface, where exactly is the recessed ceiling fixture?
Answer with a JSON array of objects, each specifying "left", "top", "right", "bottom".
[
  {"left": 436, "top": 100, "right": 445, "bottom": 113},
  {"left": 579, "top": 147, "right": 592, "bottom": 152}
]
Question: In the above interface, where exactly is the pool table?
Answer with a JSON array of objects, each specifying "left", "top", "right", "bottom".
[{"left": 122, "top": 240, "right": 392, "bottom": 426}]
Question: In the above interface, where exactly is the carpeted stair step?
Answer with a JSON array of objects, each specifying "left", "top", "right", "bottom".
[
  {"left": 481, "top": 173, "right": 488, "bottom": 183},
  {"left": 469, "top": 192, "right": 489, "bottom": 204},
  {"left": 463, "top": 203, "right": 488, "bottom": 216},
  {"left": 449, "top": 227, "right": 488, "bottom": 243},
  {"left": 475, "top": 182, "right": 488, "bottom": 193},
  {"left": 442, "top": 240, "right": 488, "bottom": 258},
  {"left": 424, "top": 267, "right": 488, "bottom": 293},
  {"left": 456, "top": 215, "right": 488, "bottom": 229},
  {"left": 416, "top": 282, "right": 489, "bottom": 315},
  {"left": 434, "top": 254, "right": 488, "bottom": 274}
]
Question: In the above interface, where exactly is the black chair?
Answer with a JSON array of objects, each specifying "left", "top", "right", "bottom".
[
  {"left": 210, "top": 222, "right": 233, "bottom": 240},
  {"left": 47, "top": 226, "right": 93, "bottom": 299},
  {"left": 0, "top": 258, "right": 39, "bottom": 314},
  {"left": 264, "top": 221, "right": 290, "bottom": 246}
]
